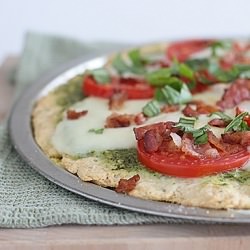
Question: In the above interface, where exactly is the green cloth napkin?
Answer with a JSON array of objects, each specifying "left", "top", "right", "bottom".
[{"left": 0, "top": 32, "right": 188, "bottom": 228}]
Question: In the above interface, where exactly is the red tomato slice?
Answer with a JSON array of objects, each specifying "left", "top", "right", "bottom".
[
  {"left": 166, "top": 39, "right": 213, "bottom": 62},
  {"left": 137, "top": 140, "right": 250, "bottom": 178},
  {"left": 83, "top": 75, "right": 154, "bottom": 99}
]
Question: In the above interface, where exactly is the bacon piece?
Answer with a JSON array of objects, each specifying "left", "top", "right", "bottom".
[
  {"left": 105, "top": 113, "right": 135, "bottom": 128},
  {"left": 108, "top": 91, "right": 128, "bottom": 110},
  {"left": 182, "top": 104, "right": 199, "bottom": 117},
  {"left": 221, "top": 131, "right": 250, "bottom": 147},
  {"left": 66, "top": 110, "right": 88, "bottom": 120},
  {"left": 133, "top": 122, "right": 168, "bottom": 141},
  {"left": 143, "top": 129, "right": 163, "bottom": 153},
  {"left": 161, "top": 104, "right": 180, "bottom": 113},
  {"left": 208, "top": 118, "right": 229, "bottom": 128},
  {"left": 115, "top": 174, "right": 140, "bottom": 194},
  {"left": 181, "top": 134, "right": 221, "bottom": 159},
  {"left": 207, "top": 131, "right": 227, "bottom": 153},
  {"left": 223, "top": 143, "right": 245, "bottom": 154},
  {"left": 134, "top": 112, "right": 147, "bottom": 125},
  {"left": 181, "top": 138, "right": 202, "bottom": 158},
  {"left": 196, "top": 103, "right": 219, "bottom": 114},
  {"left": 217, "top": 79, "right": 250, "bottom": 109},
  {"left": 183, "top": 100, "right": 219, "bottom": 117},
  {"left": 159, "top": 138, "right": 181, "bottom": 153}
]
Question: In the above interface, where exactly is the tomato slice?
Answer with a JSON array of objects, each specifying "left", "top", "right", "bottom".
[
  {"left": 137, "top": 140, "right": 250, "bottom": 178},
  {"left": 83, "top": 75, "right": 154, "bottom": 99},
  {"left": 166, "top": 39, "right": 213, "bottom": 62}
]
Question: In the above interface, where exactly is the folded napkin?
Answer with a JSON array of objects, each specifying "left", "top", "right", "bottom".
[{"left": 0, "top": 32, "right": 190, "bottom": 228}]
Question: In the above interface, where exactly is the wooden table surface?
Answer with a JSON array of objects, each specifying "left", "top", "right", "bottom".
[{"left": 1, "top": 57, "right": 250, "bottom": 250}]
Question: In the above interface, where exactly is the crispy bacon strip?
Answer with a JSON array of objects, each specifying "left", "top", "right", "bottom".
[
  {"left": 115, "top": 174, "right": 140, "bottom": 194},
  {"left": 181, "top": 138, "right": 202, "bottom": 158},
  {"left": 222, "top": 131, "right": 250, "bottom": 147},
  {"left": 105, "top": 113, "right": 135, "bottom": 128},
  {"left": 182, "top": 101, "right": 219, "bottom": 117},
  {"left": 217, "top": 79, "right": 250, "bottom": 109},
  {"left": 108, "top": 91, "right": 128, "bottom": 110},
  {"left": 182, "top": 104, "right": 198, "bottom": 117},
  {"left": 67, "top": 110, "right": 88, "bottom": 120},
  {"left": 143, "top": 129, "right": 163, "bottom": 153},
  {"left": 161, "top": 104, "right": 180, "bottom": 113},
  {"left": 207, "top": 131, "right": 227, "bottom": 153},
  {"left": 134, "top": 112, "right": 147, "bottom": 125},
  {"left": 134, "top": 122, "right": 167, "bottom": 140},
  {"left": 208, "top": 118, "right": 229, "bottom": 128}
]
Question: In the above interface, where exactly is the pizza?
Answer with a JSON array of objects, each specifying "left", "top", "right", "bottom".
[{"left": 32, "top": 39, "right": 250, "bottom": 209}]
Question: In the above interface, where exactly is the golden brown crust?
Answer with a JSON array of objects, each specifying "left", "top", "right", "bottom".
[{"left": 32, "top": 92, "right": 62, "bottom": 158}]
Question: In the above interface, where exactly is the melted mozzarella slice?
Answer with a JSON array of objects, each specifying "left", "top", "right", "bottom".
[{"left": 52, "top": 97, "right": 150, "bottom": 156}]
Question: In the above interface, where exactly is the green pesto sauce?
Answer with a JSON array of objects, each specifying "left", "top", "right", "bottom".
[
  {"left": 205, "top": 170, "right": 250, "bottom": 186},
  {"left": 87, "top": 148, "right": 163, "bottom": 178},
  {"left": 54, "top": 74, "right": 85, "bottom": 109},
  {"left": 53, "top": 74, "right": 85, "bottom": 122}
]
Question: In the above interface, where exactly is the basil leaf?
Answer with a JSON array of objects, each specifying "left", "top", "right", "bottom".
[
  {"left": 112, "top": 52, "right": 146, "bottom": 75},
  {"left": 208, "top": 60, "right": 241, "bottom": 83},
  {"left": 225, "top": 112, "right": 249, "bottom": 132},
  {"left": 160, "top": 85, "right": 180, "bottom": 105},
  {"left": 146, "top": 68, "right": 172, "bottom": 86},
  {"left": 209, "top": 111, "right": 232, "bottom": 122},
  {"left": 185, "top": 58, "right": 209, "bottom": 71},
  {"left": 178, "top": 83, "right": 193, "bottom": 104},
  {"left": 210, "top": 40, "right": 231, "bottom": 57},
  {"left": 142, "top": 100, "right": 161, "bottom": 117},
  {"left": 112, "top": 55, "right": 131, "bottom": 74},
  {"left": 175, "top": 117, "right": 196, "bottom": 132},
  {"left": 175, "top": 117, "right": 209, "bottom": 144},
  {"left": 235, "top": 64, "right": 250, "bottom": 79},
  {"left": 88, "top": 128, "right": 105, "bottom": 134},
  {"left": 178, "top": 63, "right": 194, "bottom": 80},
  {"left": 192, "top": 125, "right": 209, "bottom": 145},
  {"left": 157, "top": 81, "right": 192, "bottom": 105},
  {"left": 215, "top": 67, "right": 239, "bottom": 82},
  {"left": 128, "top": 49, "right": 148, "bottom": 67},
  {"left": 90, "top": 68, "right": 111, "bottom": 84}
]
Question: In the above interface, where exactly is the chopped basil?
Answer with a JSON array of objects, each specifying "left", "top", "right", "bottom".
[
  {"left": 174, "top": 117, "right": 196, "bottom": 132},
  {"left": 185, "top": 58, "right": 209, "bottom": 71},
  {"left": 172, "top": 61, "right": 194, "bottom": 80},
  {"left": 146, "top": 68, "right": 172, "bottom": 86},
  {"left": 112, "top": 52, "right": 146, "bottom": 75},
  {"left": 90, "top": 68, "right": 111, "bottom": 84},
  {"left": 207, "top": 62, "right": 250, "bottom": 83},
  {"left": 156, "top": 80, "right": 192, "bottom": 105},
  {"left": 235, "top": 64, "right": 250, "bottom": 79},
  {"left": 146, "top": 60, "right": 194, "bottom": 86},
  {"left": 88, "top": 128, "right": 105, "bottom": 134},
  {"left": 210, "top": 40, "right": 231, "bottom": 57},
  {"left": 213, "top": 67, "right": 239, "bottom": 82},
  {"left": 209, "top": 111, "right": 232, "bottom": 122},
  {"left": 142, "top": 100, "right": 161, "bottom": 117},
  {"left": 128, "top": 49, "right": 148, "bottom": 67},
  {"left": 175, "top": 117, "right": 209, "bottom": 144},
  {"left": 192, "top": 125, "right": 209, "bottom": 145},
  {"left": 224, "top": 112, "right": 249, "bottom": 132},
  {"left": 112, "top": 54, "right": 131, "bottom": 74}
]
